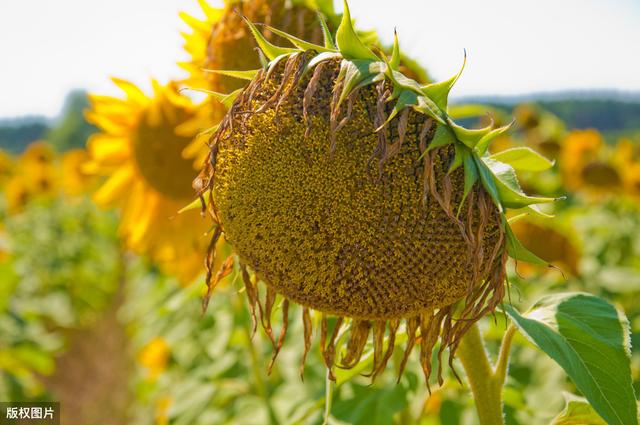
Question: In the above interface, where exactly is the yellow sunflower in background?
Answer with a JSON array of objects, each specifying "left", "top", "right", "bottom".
[
  {"left": 511, "top": 220, "right": 580, "bottom": 276},
  {"left": 3, "top": 142, "right": 58, "bottom": 214},
  {"left": 85, "top": 79, "right": 212, "bottom": 284},
  {"left": 60, "top": 149, "right": 97, "bottom": 197},
  {"left": 180, "top": 0, "right": 332, "bottom": 94},
  {"left": 560, "top": 129, "right": 620, "bottom": 192},
  {"left": 0, "top": 149, "right": 15, "bottom": 189}
]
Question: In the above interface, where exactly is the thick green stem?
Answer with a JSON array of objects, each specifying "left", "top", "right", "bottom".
[{"left": 457, "top": 323, "right": 506, "bottom": 425}]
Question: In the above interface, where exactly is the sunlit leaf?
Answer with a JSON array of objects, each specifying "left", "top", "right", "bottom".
[
  {"left": 550, "top": 393, "right": 608, "bottom": 425},
  {"left": 490, "top": 147, "right": 554, "bottom": 172},
  {"left": 335, "top": 0, "right": 378, "bottom": 61},
  {"left": 421, "top": 50, "right": 466, "bottom": 111},
  {"left": 505, "top": 294, "right": 638, "bottom": 425},
  {"left": 202, "top": 69, "right": 259, "bottom": 81},
  {"left": 242, "top": 16, "right": 297, "bottom": 61}
]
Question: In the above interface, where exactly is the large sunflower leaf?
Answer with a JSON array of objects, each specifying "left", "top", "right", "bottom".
[
  {"left": 505, "top": 294, "right": 638, "bottom": 425},
  {"left": 490, "top": 147, "right": 554, "bottom": 172},
  {"left": 336, "top": 1, "right": 378, "bottom": 61}
]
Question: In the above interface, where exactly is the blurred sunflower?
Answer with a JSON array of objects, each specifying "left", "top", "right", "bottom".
[
  {"left": 4, "top": 177, "right": 32, "bottom": 215},
  {"left": 138, "top": 338, "right": 171, "bottom": 379},
  {"left": 60, "top": 149, "right": 97, "bottom": 196},
  {"left": 85, "top": 79, "right": 212, "bottom": 284},
  {"left": 180, "top": 0, "right": 334, "bottom": 94},
  {"left": 560, "top": 130, "right": 620, "bottom": 192},
  {"left": 3, "top": 142, "right": 58, "bottom": 214},
  {"left": 21, "top": 140, "right": 55, "bottom": 166},
  {"left": 0, "top": 149, "right": 15, "bottom": 189},
  {"left": 511, "top": 220, "right": 580, "bottom": 276}
]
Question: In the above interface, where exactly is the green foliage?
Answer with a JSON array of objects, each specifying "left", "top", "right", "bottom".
[
  {"left": 550, "top": 393, "right": 608, "bottom": 425},
  {"left": 506, "top": 294, "right": 638, "bottom": 425},
  {"left": 5, "top": 198, "right": 121, "bottom": 327}
]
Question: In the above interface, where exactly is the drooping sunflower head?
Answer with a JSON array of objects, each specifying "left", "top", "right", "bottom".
[
  {"left": 197, "top": 1, "right": 557, "bottom": 383},
  {"left": 86, "top": 79, "right": 212, "bottom": 284}
]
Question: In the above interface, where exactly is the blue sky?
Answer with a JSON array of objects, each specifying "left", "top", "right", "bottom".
[{"left": 0, "top": 0, "right": 638, "bottom": 118}]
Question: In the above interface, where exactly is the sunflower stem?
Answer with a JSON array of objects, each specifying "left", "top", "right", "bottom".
[
  {"left": 457, "top": 323, "right": 506, "bottom": 425},
  {"left": 322, "top": 369, "right": 335, "bottom": 425}
]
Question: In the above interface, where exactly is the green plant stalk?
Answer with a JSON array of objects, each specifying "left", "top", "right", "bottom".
[{"left": 457, "top": 323, "right": 516, "bottom": 425}]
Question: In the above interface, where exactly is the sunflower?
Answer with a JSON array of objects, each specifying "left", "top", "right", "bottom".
[
  {"left": 3, "top": 142, "right": 58, "bottom": 214},
  {"left": 60, "top": 149, "right": 97, "bottom": 196},
  {"left": 0, "top": 149, "right": 15, "bottom": 189},
  {"left": 138, "top": 338, "right": 171, "bottom": 379},
  {"left": 180, "top": 0, "right": 339, "bottom": 89},
  {"left": 511, "top": 219, "right": 580, "bottom": 276},
  {"left": 86, "top": 80, "right": 212, "bottom": 284},
  {"left": 560, "top": 130, "right": 621, "bottom": 192},
  {"left": 195, "top": 3, "right": 556, "bottom": 384}
]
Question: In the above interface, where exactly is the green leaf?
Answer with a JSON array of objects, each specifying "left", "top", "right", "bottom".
[
  {"left": 178, "top": 191, "right": 210, "bottom": 214},
  {"left": 504, "top": 219, "right": 549, "bottom": 265},
  {"left": 421, "top": 50, "right": 466, "bottom": 111},
  {"left": 317, "top": 12, "right": 337, "bottom": 50},
  {"left": 551, "top": 393, "right": 608, "bottom": 425},
  {"left": 413, "top": 95, "right": 446, "bottom": 125},
  {"left": 505, "top": 293, "right": 639, "bottom": 425},
  {"left": 482, "top": 158, "right": 556, "bottom": 209},
  {"left": 461, "top": 149, "right": 479, "bottom": 209},
  {"left": 262, "top": 24, "right": 335, "bottom": 53},
  {"left": 202, "top": 68, "right": 259, "bottom": 81},
  {"left": 448, "top": 117, "right": 493, "bottom": 149},
  {"left": 448, "top": 141, "right": 464, "bottom": 173},
  {"left": 336, "top": 1, "right": 378, "bottom": 61},
  {"left": 336, "top": 0, "right": 380, "bottom": 61},
  {"left": 378, "top": 89, "right": 418, "bottom": 130},
  {"left": 389, "top": 30, "right": 401, "bottom": 70},
  {"left": 473, "top": 155, "right": 502, "bottom": 211},
  {"left": 490, "top": 147, "right": 554, "bottom": 172},
  {"left": 332, "top": 383, "right": 410, "bottom": 425},
  {"left": 427, "top": 124, "right": 456, "bottom": 152},
  {"left": 242, "top": 16, "right": 297, "bottom": 61},
  {"left": 199, "top": 88, "right": 243, "bottom": 109},
  {"left": 474, "top": 121, "right": 514, "bottom": 156},
  {"left": 337, "top": 59, "right": 384, "bottom": 107}
]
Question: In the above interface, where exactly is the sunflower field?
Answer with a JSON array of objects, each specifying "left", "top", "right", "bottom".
[{"left": 1, "top": 1, "right": 639, "bottom": 424}]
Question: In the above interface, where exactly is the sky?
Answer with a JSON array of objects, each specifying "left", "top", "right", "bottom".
[{"left": 0, "top": 0, "right": 639, "bottom": 119}]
